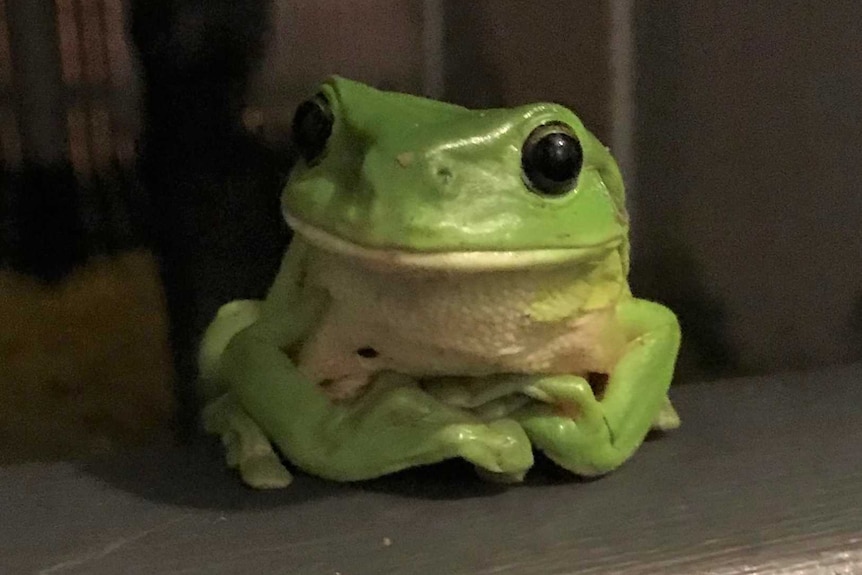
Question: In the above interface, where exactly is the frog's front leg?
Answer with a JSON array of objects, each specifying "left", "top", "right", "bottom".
[
  {"left": 203, "top": 245, "right": 531, "bottom": 486},
  {"left": 514, "top": 298, "right": 680, "bottom": 476},
  {"left": 221, "top": 330, "right": 534, "bottom": 483}
]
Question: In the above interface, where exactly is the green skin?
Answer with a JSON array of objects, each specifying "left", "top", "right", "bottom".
[{"left": 198, "top": 76, "right": 681, "bottom": 489}]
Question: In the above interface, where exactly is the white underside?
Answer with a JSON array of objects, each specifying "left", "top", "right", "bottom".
[{"left": 287, "top": 216, "right": 629, "bottom": 400}]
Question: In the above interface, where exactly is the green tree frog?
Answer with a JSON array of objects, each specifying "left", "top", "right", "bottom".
[{"left": 198, "top": 76, "right": 681, "bottom": 489}]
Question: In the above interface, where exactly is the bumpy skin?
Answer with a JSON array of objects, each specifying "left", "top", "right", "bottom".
[{"left": 198, "top": 77, "right": 681, "bottom": 488}]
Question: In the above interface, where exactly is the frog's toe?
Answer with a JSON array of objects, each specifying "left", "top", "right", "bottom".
[
  {"left": 650, "top": 396, "right": 681, "bottom": 431},
  {"left": 517, "top": 412, "right": 622, "bottom": 477},
  {"left": 448, "top": 418, "right": 533, "bottom": 476},
  {"left": 203, "top": 395, "right": 294, "bottom": 489},
  {"left": 239, "top": 453, "right": 294, "bottom": 489}
]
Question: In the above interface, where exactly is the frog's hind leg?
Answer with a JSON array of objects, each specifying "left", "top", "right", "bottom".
[
  {"left": 202, "top": 394, "right": 293, "bottom": 489},
  {"left": 198, "top": 300, "right": 262, "bottom": 400},
  {"left": 514, "top": 299, "right": 681, "bottom": 477}
]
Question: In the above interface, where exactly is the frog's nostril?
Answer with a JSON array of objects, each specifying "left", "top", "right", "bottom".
[{"left": 437, "top": 167, "right": 453, "bottom": 183}]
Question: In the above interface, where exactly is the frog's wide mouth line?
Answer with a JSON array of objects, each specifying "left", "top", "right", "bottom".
[{"left": 285, "top": 215, "right": 622, "bottom": 272}]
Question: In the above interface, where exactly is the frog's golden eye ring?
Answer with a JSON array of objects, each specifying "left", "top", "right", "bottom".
[
  {"left": 291, "top": 93, "right": 333, "bottom": 165},
  {"left": 521, "top": 121, "right": 583, "bottom": 197}
]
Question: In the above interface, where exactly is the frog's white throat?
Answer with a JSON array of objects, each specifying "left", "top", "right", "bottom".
[{"left": 285, "top": 214, "right": 622, "bottom": 272}]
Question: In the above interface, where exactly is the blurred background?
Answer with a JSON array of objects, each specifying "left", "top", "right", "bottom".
[{"left": 0, "top": 0, "right": 860, "bottom": 463}]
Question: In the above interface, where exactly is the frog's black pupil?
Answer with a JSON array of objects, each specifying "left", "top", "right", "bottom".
[
  {"left": 535, "top": 133, "right": 580, "bottom": 181},
  {"left": 522, "top": 124, "right": 583, "bottom": 196},
  {"left": 291, "top": 94, "right": 333, "bottom": 163}
]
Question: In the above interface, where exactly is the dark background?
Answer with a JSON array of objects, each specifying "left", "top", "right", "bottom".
[{"left": 0, "top": 0, "right": 860, "bottom": 461}]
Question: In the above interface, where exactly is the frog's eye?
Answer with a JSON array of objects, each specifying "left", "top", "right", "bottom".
[
  {"left": 521, "top": 122, "right": 583, "bottom": 196},
  {"left": 291, "top": 93, "right": 334, "bottom": 165}
]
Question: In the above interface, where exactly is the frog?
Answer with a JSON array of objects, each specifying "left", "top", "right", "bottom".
[{"left": 197, "top": 76, "right": 681, "bottom": 489}]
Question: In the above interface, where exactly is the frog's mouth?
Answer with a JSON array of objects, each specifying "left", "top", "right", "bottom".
[{"left": 286, "top": 215, "right": 623, "bottom": 272}]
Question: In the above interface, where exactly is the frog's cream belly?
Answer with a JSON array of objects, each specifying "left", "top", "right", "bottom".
[{"left": 295, "top": 248, "right": 628, "bottom": 398}]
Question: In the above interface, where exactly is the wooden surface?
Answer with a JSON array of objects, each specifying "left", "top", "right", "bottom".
[{"left": 2, "top": 363, "right": 862, "bottom": 574}]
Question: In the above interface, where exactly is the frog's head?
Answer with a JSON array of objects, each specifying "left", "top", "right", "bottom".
[{"left": 282, "top": 76, "right": 629, "bottom": 270}]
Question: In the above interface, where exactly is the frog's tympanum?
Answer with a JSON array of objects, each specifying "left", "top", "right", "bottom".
[{"left": 198, "top": 77, "right": 681, "bottom": 488}]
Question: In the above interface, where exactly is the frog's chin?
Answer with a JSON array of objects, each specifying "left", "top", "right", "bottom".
[{"left": 286, "top": 215, "right": 622, "bottom": 272}]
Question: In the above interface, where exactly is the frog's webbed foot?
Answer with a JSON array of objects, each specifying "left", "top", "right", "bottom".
[
  {"left": 216, "top": 327, "right": 534, "bottom": 484},
  {"left": 512, "top": 374, "right": 617, "bottom": 476},
  {"left": 202, "top": 395, "right": 293, "bottom": 489},
  {"left": 513, "top": 299, "right": 680, "bottom": 477},
  {"left": 302, "top": 372, "right": 535, "bottom": 482},
  {"left": 513, "top": 380, "right": 675, "bottom": 476}
]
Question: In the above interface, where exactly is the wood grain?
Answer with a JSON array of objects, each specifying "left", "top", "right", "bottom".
[{"left": 1, "top": 363, "right": 861, "bottom": 574}]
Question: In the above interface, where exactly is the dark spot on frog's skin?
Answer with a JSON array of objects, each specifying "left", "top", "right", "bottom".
[
  {"left": 356, "top": 347, "right": 379, "bottom": 359},
  {"left": 319, "top": 379, "right": 336, "bottom": 393},
  {"left": 437, "top": 167, "right": 453, "bottom": 183}
]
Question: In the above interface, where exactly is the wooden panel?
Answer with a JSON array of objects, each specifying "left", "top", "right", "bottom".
[
  {"left": 2, "top": 363, "right": 861, "bottom": 574},
  {"left": 6, "top": 0, "right": 137, "bottom": 167},
  {"left": 247, "top": 1, "right": 612, "bottom": 139},
  {"left": 5, "top": 0, "right": 67, "bottom": 164},
  {"left": 246, "top": 0, "right": 426, "bottom": 132},
  {"left": 633, "top": 1, "right": 862, "bottom": 379},
  {"left": 444, "top": 0, "right": 612, "bottom": 141}
]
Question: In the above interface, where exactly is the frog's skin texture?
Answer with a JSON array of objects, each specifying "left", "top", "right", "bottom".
[{"left": 198, "top": 76, "right": 681, "bottom": 489}]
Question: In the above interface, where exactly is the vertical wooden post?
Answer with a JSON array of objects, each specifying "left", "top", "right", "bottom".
[
  {"left": 6, "top": 0, "right": 67, "bottom": 166},
  {"left": 422, "top": 0, "right": 445, "bottom": 100},
  {"left": 610, "top": 0, "right": 637, "bottom": 255}
]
